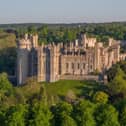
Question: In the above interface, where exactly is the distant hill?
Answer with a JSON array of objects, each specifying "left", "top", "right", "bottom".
[{"left": 0, "top": 21, "right": 126, "bottom": 30}]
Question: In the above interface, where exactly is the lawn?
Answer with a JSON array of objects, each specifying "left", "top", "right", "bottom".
[
  {"left": 15, "top": 80, "right": 107, "bottom": 105},
  {"left": 44, "top": 80, "right": 107, "bottom": 102}
]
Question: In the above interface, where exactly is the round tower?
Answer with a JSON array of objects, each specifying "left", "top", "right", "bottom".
[{"left": 17, "top": 34, "right": 31, "bottom": 85}]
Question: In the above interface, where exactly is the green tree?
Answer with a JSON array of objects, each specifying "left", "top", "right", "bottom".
[
  {"left": 63, "top": 29, "right": 76, "bottom": 42},
  {"left": 0, "top": 73, "right": 13, "bottom": 102},
  {"left": 28, "top": 26, "right": 37, "bottom": 34},
  {"left": 107, "top": 64, "right": 119, "bottom": 82},
  {"left": 120, "top": 106, "right": 126, "bottom": 126},
  {"left": 28, "top": 101, "right": 52, "bottom": 126},
  {"left": 38, "top": 85, "right": 47, "bottom": 105},
  {"left": 74, "top": 100, "right": 96, "bottom": 126},
  {"left": 93, "top": 91, "right": 109, "bottom": 104},
  {"left": 0, "top": 107, "right": 6, "bottom": 126},
  {"left": 6, "top": 104, "right": 27, "bottom": 126},
  {"left": 108, "top": 67, "right": 126, "bottom": 97},
  {"left": 52, "top": 102, "right": 76, "bottom": 126},
  {"left": 38, "top": 25, "right": 48, "bottom": 37},
  {"left": 95, "top": 104, "right": 120, "bottom": 126}
]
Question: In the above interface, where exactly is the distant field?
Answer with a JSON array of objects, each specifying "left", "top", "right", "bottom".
[{"left": 0, "top": 32, "right": 16, "bottom": 49}]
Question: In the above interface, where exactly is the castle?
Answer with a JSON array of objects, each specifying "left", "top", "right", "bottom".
[{"left": 17, "top": 33, "right": 126, "bottom": 85}]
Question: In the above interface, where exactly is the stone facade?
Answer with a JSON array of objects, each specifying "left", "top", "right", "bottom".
[{"left": 17, "top": 33, "right": 126, "bottom": 85}]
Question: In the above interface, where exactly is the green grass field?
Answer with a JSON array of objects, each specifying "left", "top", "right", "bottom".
[{"left": 15, "top": 80, "right": 107, "bottom": 105}]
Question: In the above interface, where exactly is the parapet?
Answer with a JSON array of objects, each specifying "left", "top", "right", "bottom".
[
  {"left": 18, "top": 38, "right": 31, "bottom": 50},
  {"left": 17, "top": 33, "right": 38, "bottom": 50},
  {"left": 96, "top": 42, "right": 103, "bottom": 48}
]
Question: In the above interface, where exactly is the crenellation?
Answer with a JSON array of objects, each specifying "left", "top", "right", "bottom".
[{"left": 16, "top": 33, "right": 126, "bottom": 85}]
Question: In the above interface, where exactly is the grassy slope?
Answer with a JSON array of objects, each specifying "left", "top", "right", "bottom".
[{"left": 14, "top": 80, "right": 107, "bottom": 105}]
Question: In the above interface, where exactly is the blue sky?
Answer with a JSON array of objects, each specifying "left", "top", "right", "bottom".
[{"left": 0, "top": 0, "right": 126, "bottom": 24}]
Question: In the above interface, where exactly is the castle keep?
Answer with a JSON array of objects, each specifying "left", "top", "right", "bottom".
[{"left": 17, "top": 34, "right": 126, "bottom": 85}]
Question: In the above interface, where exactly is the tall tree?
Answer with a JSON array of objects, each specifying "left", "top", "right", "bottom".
[
  {"left": 0, "top": 73, "right": 13, "bottom": 102},
  {"left": 108, "top": 67, "right": 126, "bottom": 97},
  {"left": 74, "top": 100, "right": 96, "bottom": 126},
  {"left": 95, "top": 104, "right": 120, "bottom": 126},
  {"left": 120, "top": 106, "right": 126, "bottom": 126},
  {"left": 6, "top": 104, "right": 27, "bottom": 126},
  {"left": 52, "top": 102, "right": 77, "bottom": 126},
  {"left": 28, "top": 101, "right": 52, "bottom": 126}
]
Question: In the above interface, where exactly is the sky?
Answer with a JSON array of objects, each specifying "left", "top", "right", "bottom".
[{"left": 0, "top": 0, "right": 126, "bottom": 24}]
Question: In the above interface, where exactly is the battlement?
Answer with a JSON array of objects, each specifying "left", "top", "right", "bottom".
[
  {"left": 17, "top": 33, "right": 126, "bottom": 85},
  {"left": 17, "top": 34, "right": 38, "bottom": 50}
]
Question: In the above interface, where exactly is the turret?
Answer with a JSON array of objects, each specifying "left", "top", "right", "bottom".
[
  {"left": 81, "top": 34, "right": 96, "bottom": 48},
  {"left": 17, "top": 33, "right": 38, "bottom": 85},
  {"left": 31, "top": 34, "right": 38, "bottom": 48},
  {"left": 17, "top": 34, "right": 32, "bottom": 85},
  {"left": 18, "top": 34, "right": 32, "bottom": 50},
  {"left": 49, "top": 44, "right": 60, "bottom": 82},
  {"left": 94, "top": 42, "right": 103, "bottom": 71},
  {"left": 37, "top": 45, "right": 46, "bottom": 82},
  {"left": 108, "top": 38, "right": 113, "bottom": 46}
]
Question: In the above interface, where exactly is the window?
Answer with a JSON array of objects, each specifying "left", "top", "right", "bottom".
[
  {"left": 78, "top": 63, "right": 80, "bottom": 69},
  {"left": 90, "top": 65, "right": 92, "bottom": 69},
  {"left": 66, "top": 63, "right": 69, "bottom": 69},
  {"left": 83, "top": 63, "right": 85, "bottom": 69},
  {"left": 72, "top": 63, "right": 74, "bottom": 69}
]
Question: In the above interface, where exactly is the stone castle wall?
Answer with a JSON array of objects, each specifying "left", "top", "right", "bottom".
[{"left": 16, "top": 34, "right": 126, "bottom": 85}]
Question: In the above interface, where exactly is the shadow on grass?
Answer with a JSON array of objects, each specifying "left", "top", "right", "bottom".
[{"left": 76, "top": 80, "right": 108, "bottom": 99}]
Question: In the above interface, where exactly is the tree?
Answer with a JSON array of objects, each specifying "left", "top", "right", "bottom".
[
  {"left": 6, "top": 104, "right": 27, "bottom": 126},
  {"left": 120, "top": 106, "right": 126, "bottom": 126},
  {"left": 107, "top": 64, "right": 119, "bottom": 82},
  {"left": 28, "top": 101, "right": 52, "bottom": 126},
  {"left": 108, "top": 67, "right": 126, "bottom": 97},
  {"left": 0, "top": 107, "right": 6, "bottom": 126},
  {"left": 63, "top": 29, "right": 76, "bottom": 42},
  {"left": 116, "top": 100, "right": 126, "bottom": 126},
  {"left": 38, "top": 85, "right": 47, "bottom": 105},
  {"left": 95, "top": 104, "right": 120, "bottom": 126},
  {"left": 28, "top": 26, "right": 37, "bottom": 34},
  {"left": 74, "top": 100, "right": 96, "bottom": 126},
  {"left": 52, "top": 102, "right": 76, "bottom": 126},
  {"left": 0, "top": 73, "right": 13, "bottom": 102},
  {"left": 93, "top": 91, "right": 109, "bottom": 104},
  {"left": 38, "top": 25, "right": 48, "bottom": 38},
  {"left": 60, "top": 115, "right": 77, "bottom": 126}
]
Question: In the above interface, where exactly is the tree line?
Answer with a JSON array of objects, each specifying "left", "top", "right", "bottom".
[
  {"left": 0, "top": 66, "right": 126, "bottom": 126},
  {"left": 15, "top": 22, "right": 126, "bottom": 45}
]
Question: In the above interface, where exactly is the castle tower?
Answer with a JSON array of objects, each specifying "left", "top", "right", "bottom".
[
  {"left": 37, "top": 45, "right": 46, "bottom": 82},
  {"left": 49, "top": 44, "right": 60, "bottom": 82},
  {"left": 108, "top": 38, "right": 113, "bottom": 46},
  {"left": 17, "top": 34, "right": 32, "bottom": 85},
  {"left": 30, "top": 34, "right": 38, "bottom": 48},
  {"left": 81, "top": 34, "right": 96, "bottom": 48},
  {"left": 81, "top": 34, "right": 87, "bottom": 47},
  {"left": 94, "top": 43, "right": 103, "bottom": 72},
  {"left": 115, "top": 42, "right": 120, "bottom": 62}
]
